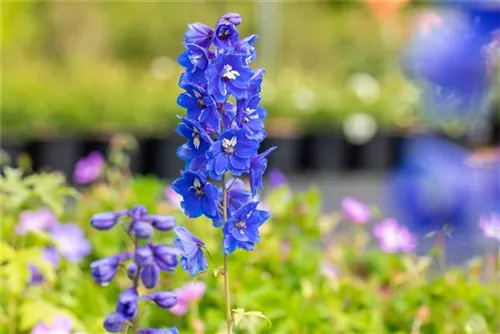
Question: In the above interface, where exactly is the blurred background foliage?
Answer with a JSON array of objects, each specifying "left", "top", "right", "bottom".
[{"left": 3, "top": 1, "right": 422, "bottom": 139}]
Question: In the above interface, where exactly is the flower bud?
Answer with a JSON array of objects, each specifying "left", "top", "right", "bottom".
[
  {"left": 90, "top": 257, "right": 119, "bottom": 286},
  {"left": 137, "top": 328, "right": 179, "bottom": 334},
  {"left": 116, "top": 288, "right": 138, "bottom": 320},
  {"left": 148, "top": 215, "right": 176, "bottom": 231},
  {"left": 134, "top": 245, "right": 153, "bottom": 266},
  {"left": 103, "top": 312, "right": 125, "bottom": 333},
  {"left": 153, "top": 244, "right": 180, "bottom": 271},
  {"left": 131, "top": 221, "right": 153, "bottom": 239},
  {"left": 90, "top": 212, "right": 119, "bottom": 230},
  {"left": 141, "top": 291, "right": 177, "bottom": 309},
  {"left": 185, "top": 23, "right": 214, "bottom": 49},
  {"left": 141, "top": 264, "right": 160, "bottom": 289},
  {"left": 219, "top": 13, "right": 242, "bottom": 26},
  {"left": 129, "top": 205, "right": 148, "bottom": 220},
  {"left": 127, "top": 263, "right": 138, "bottom": 280}
]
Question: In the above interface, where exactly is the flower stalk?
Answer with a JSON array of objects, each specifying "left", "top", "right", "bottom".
[{"left": 222, "top": 173, "right": 232, "bottom": 333}]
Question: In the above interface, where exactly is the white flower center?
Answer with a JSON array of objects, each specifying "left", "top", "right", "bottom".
[
  {"left": 222, "top": 65, "right": 240, "bottom": 80},
  {"left": 192, "top": 128, "right": 200, "bottom": 149},
  {"left": 222, "top": 136, "right": 237, "bottom": 155}
]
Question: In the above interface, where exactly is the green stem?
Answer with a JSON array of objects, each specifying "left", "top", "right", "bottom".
[
  {"left": 222, "top": 173, "right": 232, "bottom": 333},
  {"left": 132, "top": 237, "right": 140, "bottom": 334},
  {"left": 436, "top": 233, "right": 446, "bottom": 274}
]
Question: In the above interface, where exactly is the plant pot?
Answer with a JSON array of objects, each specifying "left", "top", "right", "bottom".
[
  {"left": 304, "top": 133, "right": 346, "bottom": 172},
  {"left": 261, "top": 137, "right": 301, "bottom": 174},
  {"left": 150, "top": 136, "right": 185, "bottom": 179},
  {"left": 28, "top": 138, "right": 84, "bottom": 180}
]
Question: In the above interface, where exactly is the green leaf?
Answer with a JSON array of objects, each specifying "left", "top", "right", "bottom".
[
  {"left": 0, "top": 242, "right": 15, "bottom": 262},
  {"left": 242, "top": 311, "right": 272, "bottom": 329},
  {"left": 232, "top": 308, "right": 245, "bottom": 327},
  {"left": 232, "top": 308, "right": 272, "bottom": 329},
  {"left": 19, "top": 300, "right": 86, "bottom": 332}
]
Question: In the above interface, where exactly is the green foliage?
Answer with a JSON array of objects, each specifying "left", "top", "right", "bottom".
[{"left": 1, "top": 170, "right": 499, "bottom": 333}]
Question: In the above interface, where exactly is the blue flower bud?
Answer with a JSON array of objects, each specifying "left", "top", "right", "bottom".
[
  {"left": 218, "top": 13, "right": 242, "bottom": 26},
  {"left": 91, "top": 253, "right": 130, "bottom": 286},
  {"left": 131, "top": 221, "right": 153, "bottom": 239},
  {"left": 127, "top": 263, "right": 138, "bottom": 280},
  {"left": 103, "top": 312, "right": 125, "bottom": 333},
  {"left": 134, "top": 245, "right": 153, "bottom": 266},
  {"left": 153, "top": 244, "right": 180, "bottom": 271},
  {"left": 137, "top": 328, "right": 179, "bottom": 334},
  {"left": 141, "top": 291, "right": 177, "bottom": 309},
  {"left": 141, "top": 264, "right": 160, "bottom": 289},
  {"left": 116, "top": 288, "right": 138, "bottom": 320},
  {"left": 129, "top": 205, "right": 148, "bottom": 220},
  {"left": 185, "top": 23, "right": 214, "bottom": 49},
  {"left": 90, "top": 212, "right": 119, "bottom": 230},
  {"left": 148, "top": 215, "right": 176, "bottom": 231}
]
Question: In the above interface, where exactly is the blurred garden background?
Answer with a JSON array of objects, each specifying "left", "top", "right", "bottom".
[{"left": 1, "top": 1, "right": 500, "bottom": 333}]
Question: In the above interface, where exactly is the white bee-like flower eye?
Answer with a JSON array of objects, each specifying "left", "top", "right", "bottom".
[
  {"left": 193, "top": 178, "right": 201, "bottom": 189},
  {"left": 222, "top": 64, "right": 240, "bottom": 80}
]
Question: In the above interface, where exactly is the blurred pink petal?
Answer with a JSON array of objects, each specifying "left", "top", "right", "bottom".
[
  {"left": 479, "top": 213, "right": 500, "bottom": 241},
  {"left": 341, "top": 197, "right": 371, "bottom": 224},
  {"left": 73, "top": 151, "right": 104, "bottom": 184},
  {"left": 165, "top": 186, "right": 182, "bottom": 209},
  {"left": 372, "top": 218, "right": 417, "bottom": 253},
  {"left": 17, "top": 208, "right": 57, "bottom": 235},
  {"left": 170, "top": 300, "right": 189, "bottom": 317}
]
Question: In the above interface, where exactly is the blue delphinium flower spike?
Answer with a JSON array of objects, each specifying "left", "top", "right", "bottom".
[{"left": 249, "top": 146, "right": 277, "bottom": 196}]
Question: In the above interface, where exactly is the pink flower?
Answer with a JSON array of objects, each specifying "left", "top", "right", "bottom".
[
  {"left": 170, "top": 281, "right": 207, "bottom": 317},
  {"left": 320, "top": 261, "right": 338, "bottom": 281},
  {"left": 479, "top": 213, "right": 500, "bottom": 241},
  {"left": 165, "top": 186, "right": 182, "bottom": 209},
  {"left": 372, "top": 218, "right": 417, "bottom": 253},
  {"left": 17, "top": 208, "right": 57, "bottom": 235},
  {"left": 31, "top": 316, "right": 73, "bottom": 334},
  {"left": 73, "top": 151, "right": 104, "bottom": 184},
  {"left": 341, "top": 197, "right": 371, "bottom": 224}
]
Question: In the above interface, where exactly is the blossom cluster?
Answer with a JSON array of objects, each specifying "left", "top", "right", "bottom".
[
  {"left": 90, "top": 205, "right": 204, "bottom": 333},
  {"left": 173, "top": 13, "right": 273, "bottom": 258}
]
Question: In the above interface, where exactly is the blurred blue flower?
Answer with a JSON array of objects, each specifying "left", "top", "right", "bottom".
[
  {"left": 268, "top": 169, "right": 287, "bottom": 188},
  {"left": 173, "top": 226, "right": 208, "bottom": 277},
  {"left": 49, "top": 223, "right": 91, "bottom": 263},
  {"left": 103, "top": 313, "right": 125, "bottom": 333},
  {"left": 91, "top": 253, "right": 131, "bottom": 286},
  {"left": 137, "top": 328, "right": 179, "bottom": 334},
  {"left": 152, "top": 244, "right": 180, "bottom": 272},
  {"left": 223, "top": 201, "right": 270, "bottom": 254},
  {"left": 141, "top": 291, "right": 177, "bottom": 309},
  {"left": 116, "top": 288, "right": 139, "bottom": 320},
  {"left": 141, "top": 263, "right": 160, "bottom": 289},
  {"left": 387, "top": 136, "right": 479, "bottom": 233}
]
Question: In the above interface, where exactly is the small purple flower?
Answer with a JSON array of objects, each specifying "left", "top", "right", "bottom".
[
  {"left": 205, "top": 54, "right": 254, "bottom": 102},
  {"left": 103, "top": 313, "right": 125, "bottom": 333},
  {"left": 173, "top": 226, "right": 208, "bottom": 277},
  {"left": 137, "top": 328, "right": 179, "bottom": 334},
  {"left": 152, "top": 244, "right": 180, "bottom": 272},
  {"left": 223, "top": 201, "right": 270, "bottom": 254},
  {"left": 184, "top": 22, "right": 214, "bottom": 48},
  {"left": 91, "top": 253, "right": 131, "bottom": 286},
  {"left": 116, "top": 288, "right": 139, "bottom": 319},
  {"left": 130, "top": 221, "right": 154, "bottom": 239},
  {"left": 129, "top": 205, "right": 148, "bottom": 220},
  {"left": 90, "top": 211, "right": 121, "bottom": 230},
  {"left": 73, "top": 151, "right": 104, "bottom": 184},
  {"left": 341, "top": 197, "right": 371, "bottom": 224},
  {"left": 141, "top": 291, "right": 177, "bottom": 309},
  {"left": 49, "top": 223, "right": 91, "bottom": 263},
  {"left": 217, "top": 12, "right": 242, "bottom": 26},
  {"left": 269, "top": 169, "right": 287, "bottom": 188},
  {"left": 31, "top": 316, "right": 73, "bottom": 334},
  {"left": 148, "top": 215, "right": 176, "bottom": 231},
  {"left": 172, "top": 171, "right": 220, "bottom": 219},
  {"left": 213, "top": 19, "right": 239, "bottom": 50},
  {"left": 206, "top": 129, "right": 259, "bottom": 180},
  {"left": 141, "top": 264, "right": 160, "bottom": 289},
  {"left": 372, "top": 219, "right": 417, "bottom": 253},
  {"left": 17, "top": 208, "right": 57, "bottom": 235},
  {"left": 479, "top": 213, "right": 500, "bottom": 241},
  {"left": 249, "top": 147, "right": 277, "bottom": 196}
]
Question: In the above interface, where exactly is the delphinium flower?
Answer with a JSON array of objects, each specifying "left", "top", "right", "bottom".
[
  {"left": 31, "top": 316, "right": 73, "bottom": 334},
  {"left": 173, "top": 13, "right": 274, "bottom": 332},
  {"left": 268, "top": 169, "right": 287, "bottom": 188},
  {"left": 73, "top": 151, "right": 104, "bottom": 184},
  {"left": 341, "top": 197, "right": 371, "bottom": 224},
  {"left": 89, "top": 205, "right": 203, "bottom": 333},
  {"left": 170, "top": 281, "right": 207, "bottom": 317},
  {"left": 372, "top": 218, "right": 417, "bottom": 253},
  {"left": 404, "top": 1, "right": 500, "bottom": 122},
  {"left": 479, "top": 213, "right": 500, "bottom": 241}
]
